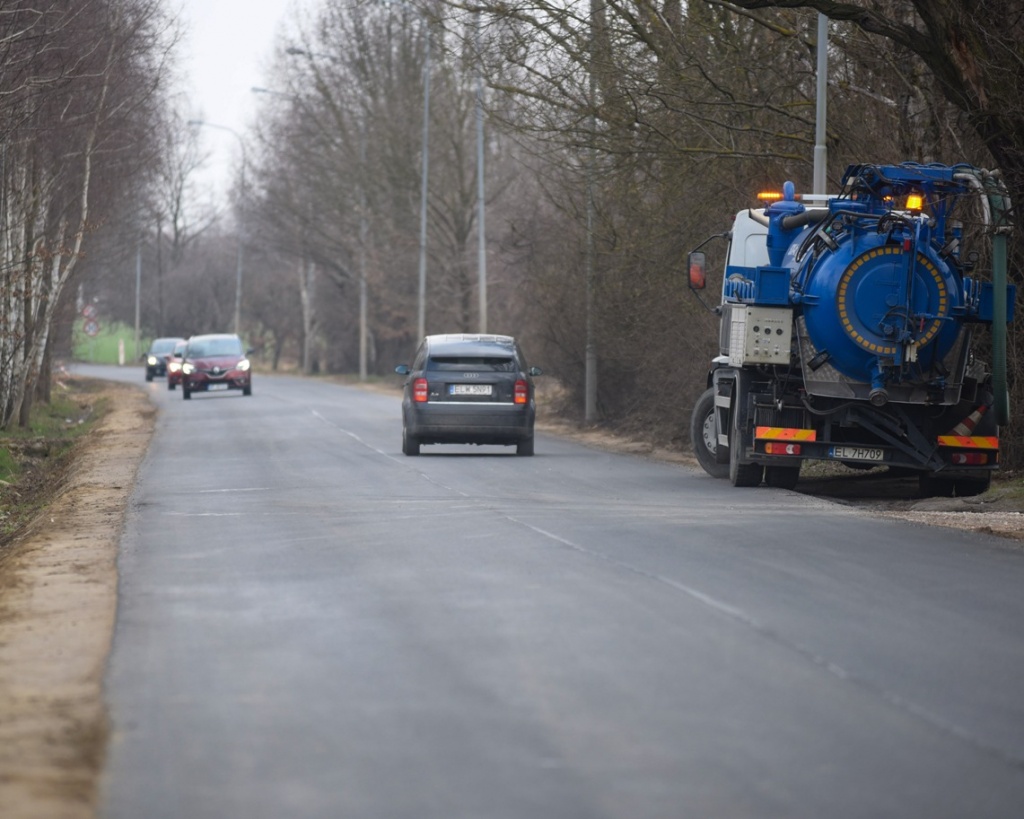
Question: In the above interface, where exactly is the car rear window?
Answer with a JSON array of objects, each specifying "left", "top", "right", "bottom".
[{"left": 427, "top": 355, "right": 516, "bottom": 372}]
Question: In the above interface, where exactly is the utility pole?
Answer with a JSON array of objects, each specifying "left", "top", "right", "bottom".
[
  {"left": 475, "top": 11, "right": 488, "bottom": 334},
  {"left": 134, "top": 242, "right": 141, "bottom": 358},
  {"left": 813, "top": 13, "right": 828, "bottom": 196},
  {"left": 584, "top": 0, "right": 599, "bottom": 423}
]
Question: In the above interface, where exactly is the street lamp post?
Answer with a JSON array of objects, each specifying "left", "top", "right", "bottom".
[{"left": 187, "top": 119, "right": 247, "bottom": 335}]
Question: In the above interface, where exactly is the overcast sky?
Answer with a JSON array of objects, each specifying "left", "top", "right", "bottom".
[{"left": 176, "top": 0, "right": 312, "bottom": 200}]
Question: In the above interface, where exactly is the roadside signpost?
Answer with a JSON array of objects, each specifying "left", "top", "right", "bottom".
[{"left": 82, "top": 306, "right": 100, "bottom": 361}]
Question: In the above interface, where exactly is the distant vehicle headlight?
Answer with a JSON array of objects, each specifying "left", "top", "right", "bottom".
[
  {"left": 147, "top": 356, "right": 158, "bottom": 366},
  {"left": 236, "top": 358, "right": 251, "bottom": 372},
  {"left": 168, "top": 361, "right": 181, "bottom": 373},
  {"left": 182, "top": 363, "right": 195, "bottom": 375}
]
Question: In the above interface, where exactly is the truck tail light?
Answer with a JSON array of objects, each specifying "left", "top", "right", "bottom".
[
  {"left": 765, "top": 442, "right": 801, "bottom": 456},
  {"left": 413, "top": 378, "right": 429, "bottom": 403},
  {"left": 514, "top": 380, "right": 528, "bottom": 405},
  {"left": 951, "top": 452, "right": 989, "bottom": 466}
]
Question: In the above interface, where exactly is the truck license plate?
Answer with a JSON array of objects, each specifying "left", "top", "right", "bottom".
[
  {"left": 829, "top": 445, "right": 884, "bottom": 462},
  {"left": 450, "top": 384, "right": 492, "bottom": 396}
]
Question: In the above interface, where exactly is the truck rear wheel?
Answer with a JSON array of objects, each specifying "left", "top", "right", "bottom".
[{"left": 691, "top": 388, "right": 728, "bottom": 479}]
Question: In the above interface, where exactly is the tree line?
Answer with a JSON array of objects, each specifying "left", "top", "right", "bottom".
[
  {"left": 2, "top": 1, "right": 1022, "bottom": 469},
  {"left": 0, "top": 0, "right": 174, "bottom": 427}
]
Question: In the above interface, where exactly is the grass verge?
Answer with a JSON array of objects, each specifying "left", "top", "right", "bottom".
[{"left": 0, "top": 377, "right": 107, "bottom": 542}]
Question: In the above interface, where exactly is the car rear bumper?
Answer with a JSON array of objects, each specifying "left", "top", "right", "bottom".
[{"left": 406, "top": 402, "right": 534, "bottom": 444}]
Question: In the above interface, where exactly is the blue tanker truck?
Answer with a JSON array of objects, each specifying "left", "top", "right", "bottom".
[{"left": 688, "top": 162, "right": 1014, "bottom": 496}]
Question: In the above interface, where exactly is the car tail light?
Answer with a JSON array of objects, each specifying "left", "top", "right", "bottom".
[
  {"left": 514, "top": 380, "right": 528, "bottom": 405},
  {"left": 413, "top": 378, "right": 429, "bottom": 403}
]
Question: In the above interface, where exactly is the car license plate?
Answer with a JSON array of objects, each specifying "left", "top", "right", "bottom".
[
  {"left": 829, "top": 445, "right": 884, "bottom": 462},
  {"left": 208, "top": 383, "right": 229, "bottom": 391},
  {"left": 450, "top": 384, "right": 492, "bottom": 396}
]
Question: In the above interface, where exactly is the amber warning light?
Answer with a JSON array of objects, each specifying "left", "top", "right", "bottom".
[
  {"left": 905, "top": 193, "right": 924, "bottom": 212},
  {"left": 757, "top": 190, "right": 804, "bottom": 203}
]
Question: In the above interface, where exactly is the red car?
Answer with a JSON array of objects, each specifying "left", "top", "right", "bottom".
[
  {"left": 166, "top": 340, "right": 188, "bottom": 390},
  {"left": 180, "top": 334, "right": 253, "bottom": 400}
]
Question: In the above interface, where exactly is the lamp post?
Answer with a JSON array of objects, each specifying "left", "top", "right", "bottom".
[{"left": 188, "top": 119, "right": 247, "bottom": 335}]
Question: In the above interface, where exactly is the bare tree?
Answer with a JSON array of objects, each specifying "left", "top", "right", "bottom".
[
  {"left": 0, "top": 0, "right": 174, "bottom": 427},
  {"left": 246, "top": 1, "right": 528, "bottom": 374},
  {"left": 144, "top": 105, "right": 217, "bottom": 336}
]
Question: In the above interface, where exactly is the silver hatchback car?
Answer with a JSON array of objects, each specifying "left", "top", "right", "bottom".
[{"left": 395, "top": 334, "right": 542, "bottom": 456}]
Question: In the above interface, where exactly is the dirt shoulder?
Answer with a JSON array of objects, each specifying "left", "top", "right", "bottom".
[
  {"left": 0, "top": 375, "right": 1021, "bottom": 819},
  {"left": 0, "top": 380, "right": 154, "bottom": 819}
]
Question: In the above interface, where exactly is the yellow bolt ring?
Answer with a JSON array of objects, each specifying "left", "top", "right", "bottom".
[{"left": 836, "top": 246, "right": 948, "bottom": 355}]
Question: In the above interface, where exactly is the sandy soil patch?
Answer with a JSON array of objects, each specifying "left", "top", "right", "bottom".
[{"left": 0, "top": 381, "right": 154, "bottom": 819}]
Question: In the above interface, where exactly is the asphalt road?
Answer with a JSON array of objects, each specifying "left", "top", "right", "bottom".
[{"left": 82, "top": 364, "right": 1024, "bottom": 818}]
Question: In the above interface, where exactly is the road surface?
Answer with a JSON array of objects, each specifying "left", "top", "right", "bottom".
[{"left": 80, "top": 365, "right": 1024, "bottom": 818}]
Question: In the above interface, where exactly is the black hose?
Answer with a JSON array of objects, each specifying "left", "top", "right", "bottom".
[{"left": 780, "top": 208, "right": 829, "bottom": 231}]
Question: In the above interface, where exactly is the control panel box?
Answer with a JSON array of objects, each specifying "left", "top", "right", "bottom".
[{"left": 727, "top": 305, "right": 793, "bottom": 366}]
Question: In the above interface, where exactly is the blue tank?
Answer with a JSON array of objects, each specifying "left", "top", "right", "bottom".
[
  {"left": 797, "top": 218, "right": 963, "bottom": 386},
  {"left": 760, "top": 163, "right": 997, "bottom": 404}
]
